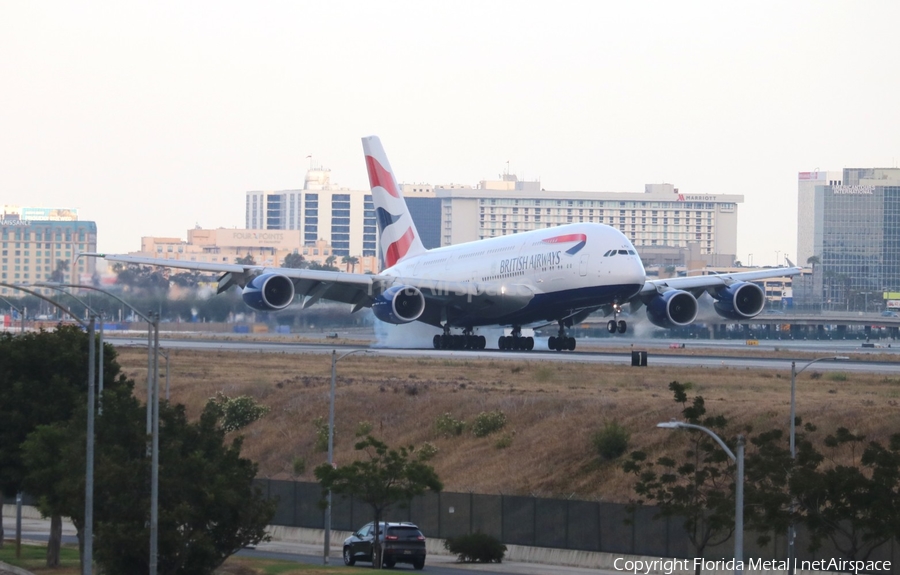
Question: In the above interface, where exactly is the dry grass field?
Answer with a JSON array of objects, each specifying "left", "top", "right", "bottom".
[{"left": 114, "top": 346, "right": 900, "bottom": 502}]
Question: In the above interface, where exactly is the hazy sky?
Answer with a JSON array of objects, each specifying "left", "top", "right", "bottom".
[{"left": 3, "top": 2, "right": 898, "bottom": 265}]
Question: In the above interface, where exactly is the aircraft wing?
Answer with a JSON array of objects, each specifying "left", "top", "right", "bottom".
[
  {"left": 94, "top": 253, "right": 376, "bottom": 307},
  {"left": 639, "top": 266, "right": 802, "bottom": 296},
  {"left": 92, "top": 254, "right": 532, "bottom": 316}
]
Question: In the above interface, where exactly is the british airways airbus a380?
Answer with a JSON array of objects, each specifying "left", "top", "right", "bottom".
[{"left": 92, "top": 136, "right": 799, "bottom": 352}]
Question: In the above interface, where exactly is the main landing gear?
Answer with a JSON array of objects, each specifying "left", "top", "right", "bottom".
[
  {"left": 548, "top": 321, "right": 576, "bottom": 352},
  {"left": 498, "top": 326, "right": 534, "bottom": 351},
  {"left": 433, "top": 326, "right": 486, "bottom": 350},
  {"left": 606, "top": 305, "right": 627, "bottom": 334}
]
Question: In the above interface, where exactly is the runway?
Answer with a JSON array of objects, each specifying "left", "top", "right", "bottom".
[{"left": 105, "top": 333, "right": 900, "bottom": 375}]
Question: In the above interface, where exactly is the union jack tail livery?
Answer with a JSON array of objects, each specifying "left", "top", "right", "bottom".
[{"left": 362, "top": 136, "right": 427, "bottom": 268}]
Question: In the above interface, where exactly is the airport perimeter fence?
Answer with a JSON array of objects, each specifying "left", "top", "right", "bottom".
[{"left": 255, "top": 478, "right": 899, "bottom": 569}]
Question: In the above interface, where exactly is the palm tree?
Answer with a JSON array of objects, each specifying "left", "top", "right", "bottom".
[
  {"left": 341, "top": 255, "right": 359, "bottom": 273},
  {"left": 806, "top": 255, "right": 820, "bottom": 268},
  {"left": 324, "top": 255, "right": 337, "bottom": 270}
]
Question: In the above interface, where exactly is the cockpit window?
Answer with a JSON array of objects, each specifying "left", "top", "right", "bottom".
[{"left": 617, "top": 250, "right": 628, "bottom": 255}]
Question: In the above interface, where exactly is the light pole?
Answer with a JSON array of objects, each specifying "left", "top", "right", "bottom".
[
  {"left": 35, "top": 281, "right": 161, "bottom": 575},
  {"left": 658, "top": 421, "right": 744, "bottom": 575},
  {"left": 324, "top": 348, "right": 370, "bottom": 564},
  {"left": 35, "top": 285, "right": 107, "bottom": 414},
  {"left": 0, "top": 282, "right": 96, "bottom": 575},
  {"left": 787, "top": 356, "right": 849, "bottom": 574}
]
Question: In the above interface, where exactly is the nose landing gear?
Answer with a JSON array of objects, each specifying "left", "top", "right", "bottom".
[{"left": 606, "top": 304, "right": 627, "bottom": 334}]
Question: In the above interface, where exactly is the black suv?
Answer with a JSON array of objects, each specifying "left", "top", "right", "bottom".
[{"left": 343, "top": 521, "right": 426, "bottom": 569}]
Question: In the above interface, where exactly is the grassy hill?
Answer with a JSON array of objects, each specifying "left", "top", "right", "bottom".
[{"left": 114, "top": 345, "right": 900, "bottom": 502}]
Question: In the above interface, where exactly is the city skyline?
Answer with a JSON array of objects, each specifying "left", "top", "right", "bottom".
[{"left": 2, "top": 2, "right": 899, "bottom": 264}]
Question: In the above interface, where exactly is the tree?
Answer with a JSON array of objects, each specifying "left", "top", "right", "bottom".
[
  {"left": 113, "top": 263, "right": 170, "bottom": 293},
  {"left": 236, "top": 253, "right": 256, "bottom": 265},
  {"left": 92, "top": 401, "right": 275, "bottom": 575},
  {"left": 282, "top": 252, "right": 306, "bottom": 269},
  {"left": 622, "top": 382, "right": 738, "bottom": 575},
  {"left": 325, "top": 254, "right": 337, "bottom": 269},
  {"left": 23, "top": 388, "right": 275, "bottom": 574},
  {"left": 0, "top": 326, "right": 126, "bottom": 566},
  {"left": 341, "top": 255, "right": 359, "bottom": 273},
  {"left": 789, "top": 427, "right": 896, "bottom": 561},
  {"left": 48, "top": 259, "right": 70, "bottom": 282},
  {"left": 315, "top": 435, "right": 442, "bottom": 569},
  {"left": 169, "top": 270, "right": 202, "bottom": 288},
  {"left": 806, "top": 255, "right": 821, "bottom": 268}
]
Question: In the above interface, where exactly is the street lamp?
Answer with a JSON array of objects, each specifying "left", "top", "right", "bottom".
[
  {"left": 324, "top": 348, "right": 371, "bottom": 564},
  {"left": 658, "top": 421, "right": 744, "bottom": 575},
  {"left": 0, "top": 282, "right": 97, "bottom": 575},
  {"left": 787, "top": 356, "right": 849, "bottom": 574},
  {"left": 34, "top": 281, "right": 162, "bottom": 575},
  {"left": 35, "top": 285, "right": 107, "bottom": 414}
]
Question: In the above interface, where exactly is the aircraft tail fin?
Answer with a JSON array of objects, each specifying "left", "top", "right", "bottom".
[{"left": 362, "top": 136, "right": 427, "bottom": 268}]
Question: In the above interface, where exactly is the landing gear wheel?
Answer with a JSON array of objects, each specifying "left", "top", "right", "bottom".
[
  {"left": 433, "top": 334, "right": 441, "bottom": 349},
  {"left": 607, "top": 320, "right": 617, "bottom": 334},
  {"left": 343, "top": 547, "right": 355, "bottom": 566},
  {"left": 567, "top": 337, "right": 576, "bottom": 351},
  {"left": 617, "top": 320, "right": 627, "bottom": 334},
  {"left": 525, "top": 336, "right": 534, "bottom": 351},
  {"left": 548, "top": 336, "right": 557, "bottom": 351}
]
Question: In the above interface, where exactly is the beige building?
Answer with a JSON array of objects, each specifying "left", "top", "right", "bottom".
[
  {"left": 0, "top": 207, "right": 97, "bottom": 294},
  {"left": 132, "top": 228, "right": 378, "bottom": 273},
  {"left": 437, "top": 179, "right": 742, "bottom": 267}
]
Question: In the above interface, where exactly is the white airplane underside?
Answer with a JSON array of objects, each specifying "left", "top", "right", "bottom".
[{"left": 89, "top": 136, "right": 799, "bottom": 352}]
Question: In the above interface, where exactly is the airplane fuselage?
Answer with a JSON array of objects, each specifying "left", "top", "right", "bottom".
[{"left": 381, "top": 222, "right": 646, "bottom": 328}]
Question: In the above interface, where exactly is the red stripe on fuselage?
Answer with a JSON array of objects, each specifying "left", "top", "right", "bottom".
[
  {"left": 385, "top": 226, "right": 415, "bottom": 267},
  {"left": 542, "top": 233, "right": 587, "bottom": 244},
  {"left": 365, "top": 156, "right": 400, "bottom": 198}
]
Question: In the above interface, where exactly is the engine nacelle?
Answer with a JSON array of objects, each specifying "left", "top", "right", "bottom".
[
  {"left": 713, "top": 281, "right": 765, "bottom": 320},
  {"left": 372, "top": 285, "right": 426, "bottom": 324},
  {"left": 646, "top": 290, "right": 698, "bottom": 329},
  {"left": 241, "top": 273, "right": 295, "bottom": 311}
]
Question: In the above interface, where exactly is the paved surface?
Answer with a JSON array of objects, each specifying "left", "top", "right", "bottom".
[{"left": 4, "top": 516, "right": 619, "bottom": 575}]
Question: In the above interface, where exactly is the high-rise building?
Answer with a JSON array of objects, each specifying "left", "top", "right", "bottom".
[
  {"left": 794, "top": 168, "right": 900, "bottom": 311},
  {"left": 0, "top": 207, "right": 97, "bottom": 293},
  {"left": 246, "top": 169, "right": 377, "bottom": 258}
]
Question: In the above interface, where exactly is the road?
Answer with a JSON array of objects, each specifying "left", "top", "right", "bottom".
[{"left": 2, "top": 516, "right": 616, "bottom": 575}]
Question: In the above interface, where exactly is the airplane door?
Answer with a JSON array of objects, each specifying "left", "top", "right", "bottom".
[{"left": 579, "top": 254, "right": 589, "bottom": 276}]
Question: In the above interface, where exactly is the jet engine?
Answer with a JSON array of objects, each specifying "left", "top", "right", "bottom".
[
  {"left": 646, "top": 290, "right": 698, "bottom": 329},
  {"left": 712, "top": 281, "right": 765, "bottom": 319},
  {"left": 241, "top": 273, "right": 295, "bottom": 311},
  {"left": 372, "top": 285, "right": 426, "bottom": 324}
]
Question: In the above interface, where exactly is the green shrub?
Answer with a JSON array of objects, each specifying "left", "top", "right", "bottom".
[
  {"left": 205, "top": 392, "right": 270, "bottom": 432},
  {"left": 592, "top": 421, "right": 630, "bottom": 461},
  {"left": 827, "top": 372, "right": 848, "bottom": 382},
  {"left": 434, "top": 412, "right": 466, "bottom": 437},
  {"left": 471, "top": 410, "right": 507, "bottom": 437},
  {"left": 313, "top": 416, "right": 330, "bottom": 452},
  {"left": 495, "top": 432, "right": 514, "bottom": 449},
  {"left": 444, "top": 532, "right": 507, "bottom": 563}
]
